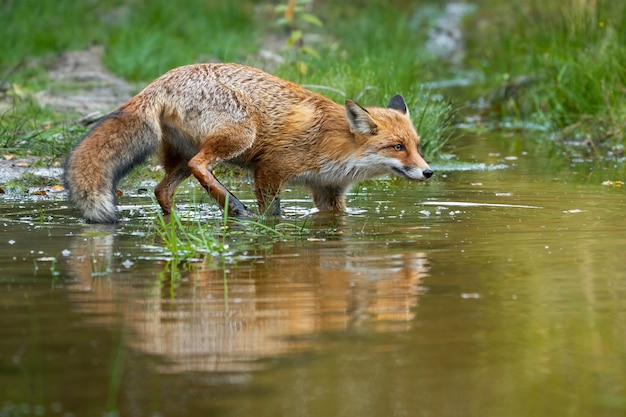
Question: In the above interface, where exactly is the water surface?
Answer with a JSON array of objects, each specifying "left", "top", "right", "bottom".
[{"left": 1, "top": 134, "right": 625, "bottom": 416}]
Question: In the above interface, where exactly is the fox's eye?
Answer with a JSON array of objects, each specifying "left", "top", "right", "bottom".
[{"left": 393, "top": 144, "right": 405, "bottom": 152}]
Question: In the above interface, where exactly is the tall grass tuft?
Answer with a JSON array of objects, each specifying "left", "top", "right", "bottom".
[
  {"left": 273, "top": 0, "right": 455, "bottom": 157},
  {"left": 153, "top": 201, "right": 227, "bottom": 261}
]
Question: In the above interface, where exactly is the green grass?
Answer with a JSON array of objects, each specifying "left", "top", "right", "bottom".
[
  {"left": 272, "top": 1, "right": 454, "bottom": 155},
  {"left": 152, "top": 199, "right": 227, "bottom": 261},
  {"left": 3, "top": 0, "right": 623, "bottom": 161},
  {"left": 463, "top": 0, "right": 626, "bottom": 155},
  {"left": 0, "top": 99, "right": 87, "bottom": 160},
  {"left": 150, "top": 192, "right": 317, "bottom": 279},
  {"left": 0, "top": 0, "right": 259, "bottom": 83},
  {"left": 0, "top": 0, "right": 454, "bottom": 163},
  {"left": 102, "top": 1, "right": 258, "bottom": 81},
  {"left": 0, "top": 0, "right": 261, "bottom": 163}
]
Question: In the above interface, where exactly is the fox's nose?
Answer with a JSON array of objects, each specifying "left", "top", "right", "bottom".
[{"left": 423, "top": 169, "right": 433, "bottom": 179}]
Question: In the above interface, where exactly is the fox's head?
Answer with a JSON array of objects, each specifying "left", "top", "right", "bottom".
[{"left": 345, "top": 94, "right": 433, "bottom": 181}]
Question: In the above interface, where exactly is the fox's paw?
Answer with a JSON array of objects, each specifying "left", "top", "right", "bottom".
[
  {"left": 229, "top": 206, "right": 256, "bottom": 220},
  {"left": 226, "top": 198, "right": 256, "bottom": 219}
]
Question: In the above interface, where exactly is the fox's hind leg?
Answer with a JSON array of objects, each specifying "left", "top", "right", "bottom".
[
  {"left": 188, "top": 128, "right": 255, "bottom": 218},
  {"left": 154, "top": 141, "right": 191, "bottom": 214}
]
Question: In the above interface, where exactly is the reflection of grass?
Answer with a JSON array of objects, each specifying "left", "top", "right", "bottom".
[
  {"left": 106, "top": 324, "right": 127, "bottom": 415},
  {"left": 159, "top": 259, "right": 183, "bottom": 298}
]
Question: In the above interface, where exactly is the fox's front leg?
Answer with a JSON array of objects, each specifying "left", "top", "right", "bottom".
[
  {"left": 188, "top": 134, "right": 254, "bottom": 218},
  {"left": 312, "top": 185, "right": 347, "bottom": 211},
  {"left": 253, "top": 167, "right": 283, "bottom": 216},
  {"left": 255, "top": 190, "right": 281, "bottom": 216}
]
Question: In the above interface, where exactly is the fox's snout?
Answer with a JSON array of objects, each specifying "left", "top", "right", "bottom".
[
  {"left": 407, "top": 154, "right": 433, "bottom": 181},
  {"left": 390, "top": 163, "right": 433, "bottom": 181},
  {"left": 413, "top": 167, "right": 433, "bottom": 181},
  {"left": 414, "top": 151, "right": 433, "bottom": 180}
]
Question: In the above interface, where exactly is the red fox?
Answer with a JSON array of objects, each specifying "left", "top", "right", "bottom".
[{"left": 64, "top": 63, "right": 433, "bottom": 223}]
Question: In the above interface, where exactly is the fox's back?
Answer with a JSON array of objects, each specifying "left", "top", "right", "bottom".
[
  {"left": 131, "top": 63, "right": 348, "bottom": 172},
  {"left": 140, "top": 64, "right": 324, "bottom": 134}
]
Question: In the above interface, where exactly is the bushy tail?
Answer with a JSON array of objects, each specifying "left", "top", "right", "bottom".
[{"left": 64, "top": 106, "right": 160, "bottom": 223}]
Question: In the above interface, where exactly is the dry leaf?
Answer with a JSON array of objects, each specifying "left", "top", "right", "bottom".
[{"left": 602, "top": 180, "right": 624, "bottom": 187}]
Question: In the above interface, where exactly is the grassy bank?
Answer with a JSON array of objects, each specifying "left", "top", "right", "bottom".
[
  {"left": 0, "top": 0, "right": 262, "bottom": 163},
  {"left": 0, "top": 0, "right": 259, "bottom": 83},
  {"left": 1, "top": 0, "right": 623, "bottom": 165},
  {"left": 463, "top": 0, "right": 626, "bottom": 158},
  {"left": 0, "top": 0, "right": 452, "bottom": 165}
]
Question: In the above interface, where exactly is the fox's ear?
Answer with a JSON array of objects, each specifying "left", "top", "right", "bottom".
[
  {"left": 345, "top": 100, "right": 378, "bottom": 136},
  {"left": 387, "top": 94, "right": 409, "bottom": 115}
]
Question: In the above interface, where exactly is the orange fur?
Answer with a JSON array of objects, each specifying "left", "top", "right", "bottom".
[{"left": 64, "top": 63, "right": 432, "bottom": 223}]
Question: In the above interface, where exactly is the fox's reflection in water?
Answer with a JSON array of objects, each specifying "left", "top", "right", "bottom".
[{"left": 64, "top": 224, "right": 428, "bottom": 372}]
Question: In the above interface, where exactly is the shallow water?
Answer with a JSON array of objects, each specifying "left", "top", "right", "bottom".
[{"left": 1, "top": 134, "right": 625, "bottom": 417}]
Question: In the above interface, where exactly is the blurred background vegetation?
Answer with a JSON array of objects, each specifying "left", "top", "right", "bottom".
[{"left": 0, "top": 0, "right": 624, "bottom": 163}]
